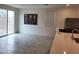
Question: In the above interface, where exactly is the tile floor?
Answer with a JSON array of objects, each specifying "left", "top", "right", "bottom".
[{"left": 0, "top": 33, "right": 53, "bottom": 54}]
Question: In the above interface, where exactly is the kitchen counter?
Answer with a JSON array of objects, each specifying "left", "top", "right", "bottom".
[{"left": 50, "top": 32, "right": 79, "bottom": 54}]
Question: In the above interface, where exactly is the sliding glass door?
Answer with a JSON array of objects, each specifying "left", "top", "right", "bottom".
[
  {"left": 0, "top": 9, "right": 15, "bottom": 37},
  {"left": 0, "top": 9, "right": 7, "bottom": 36},
  {"left": 8, "top": 10, "right": 15, "bottom": 34}
]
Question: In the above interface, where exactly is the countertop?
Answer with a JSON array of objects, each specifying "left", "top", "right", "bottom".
[{"left": 50, "top": 32, "right": 79, "bottom": 54}]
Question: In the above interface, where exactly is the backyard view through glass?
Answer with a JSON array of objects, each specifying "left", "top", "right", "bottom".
[
  {"left": 8, "top": 10, "right": 15, "bottom": 34},
  {"left": 0, "top": 9, "right": 7, "bottom": 36},
  {"left": 0, "top": 9, "right": 15, "bottom": 37}
]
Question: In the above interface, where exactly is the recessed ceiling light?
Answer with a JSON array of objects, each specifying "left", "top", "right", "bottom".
[{"left": 66, "top": 4, "right": 70, "bottom": 6}]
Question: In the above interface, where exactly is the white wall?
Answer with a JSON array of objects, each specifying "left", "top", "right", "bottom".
[
  {"left": 19, "top": 7, "right": 79, "bottom": 37},
  {"left": 55, "top": 7, "right": 78, "bottom": 29},
  {"left": 19, "top": 8, "right": 56, "bottom": 36}
]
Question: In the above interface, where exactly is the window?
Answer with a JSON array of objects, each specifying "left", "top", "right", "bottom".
[
  {"left": 8, "top": 10, "right": 15, "bottom": 34},
  {"left": 0, "top": 9, "right": 15, "bottom": 37},
  {"left": 0, "top": 9, "right": 7, "bottom": 36}
]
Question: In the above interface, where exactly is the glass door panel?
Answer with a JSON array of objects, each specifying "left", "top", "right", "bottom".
[
  {"left": 0, "top": 9, "right": 7, "bottom": 36},
  {"left": 8, "top": 10, "right": 15, "bottom": 34}
]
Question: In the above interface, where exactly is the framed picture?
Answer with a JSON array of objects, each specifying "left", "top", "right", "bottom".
[{"left": 24, "top": 14, "right": 38, "bottom": 25}]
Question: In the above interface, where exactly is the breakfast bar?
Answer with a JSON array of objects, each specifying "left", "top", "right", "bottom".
[{"left": 50, "top": 32, "right": 79, "bottom": 54}]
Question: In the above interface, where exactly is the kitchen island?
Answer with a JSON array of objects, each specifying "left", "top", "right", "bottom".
[{"left": 50, "top": 32, "right": 79, "bottom": 54}]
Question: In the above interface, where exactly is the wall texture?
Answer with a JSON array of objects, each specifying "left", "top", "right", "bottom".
[{"left": 19, "top": 8, "right": 56, "bottom": 36}]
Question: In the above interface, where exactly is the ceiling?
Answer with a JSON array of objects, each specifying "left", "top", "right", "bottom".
[{"left": 6, "top": 4, "right": 79, "bottom": 8}]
